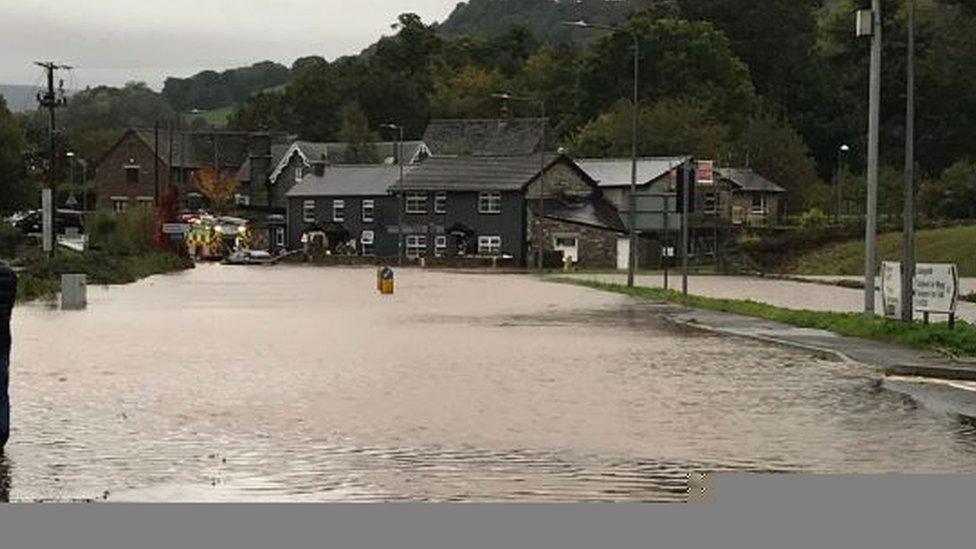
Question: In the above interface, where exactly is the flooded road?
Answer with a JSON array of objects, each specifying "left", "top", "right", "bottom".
[{"left": 5, "top": 266, "right": 976, "bottom": 502}]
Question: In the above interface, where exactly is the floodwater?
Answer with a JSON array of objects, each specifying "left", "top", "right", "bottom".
[{"left": 4, "top": 266, "right": 976, "bottom": 502}]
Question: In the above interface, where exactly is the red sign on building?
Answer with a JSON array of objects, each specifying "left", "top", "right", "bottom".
[{"left": 697, "top": 160, "right": 715, "bottom": 184}]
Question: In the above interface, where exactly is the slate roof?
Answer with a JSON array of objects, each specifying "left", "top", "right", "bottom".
[
  {"left": 718, "top": 168, "right": 787, "bottom": 194},
  {"left": 132, "top": 128, "right": 252, "bottom": 169},
  {"left": 423, "top": 118, "right": 548, "bottom": 157},
  {"left": 575, "top": 157, "right": 692, "bottom": 188},
  {"left": 529, "top": 198, "right": 626, "bottom": 233},
  {"left": 261, "top": 140, "right": 429, "bottom": 184},
  {"left": 398, "top": 154, "right": 562, "bottom": 192},
  {"left": 285, "top": 165, "right": 404, "bottom": 198}
]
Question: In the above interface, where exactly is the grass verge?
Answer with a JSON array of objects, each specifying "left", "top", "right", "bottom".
[
  {"left": 15, "top": 250, "right": 193, "bottom": 303},
  {"left": 550, "top": 277, "right": 976, "bottom": 359}
]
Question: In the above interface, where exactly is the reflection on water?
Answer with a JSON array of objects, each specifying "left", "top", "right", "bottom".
[{"left": 6, "top": 266, "right": 976, "bottom": 502}]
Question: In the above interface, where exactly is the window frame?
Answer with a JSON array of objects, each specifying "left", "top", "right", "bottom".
[
  {"left": 362, "top": 199, "right": 375, "bottom": 223},
  {"left": 434, "top": 235, "right": 447, "bottom": 257},
  {"left": 703, "top": 192, "right": 718, "bottom": 215},
  {"left": 405, "top": 192, "right": 428, "bottom": 215},
  {"left": 405, "top": 234, "right": 427, "bottom": 259},
  {"left": 302, "top": 200, "right": 316, "bottom": 223},
  {"left": 434, "top": 192, "right": 447, "bottom": 214},
  {"left": 125, "top": 166, "right": 140, "bottom": 185},
  {"left": 477, "top": 235, "right": 502, "bottom": 256},
  {"left": 333, "top": 199, "right": 346, "bottom": 222},
  {"left": 751, "top": 194, "right": 767, "bottom": 215},
  {"left": 478, "top": 191, "right": 502, "bottom": 215}
]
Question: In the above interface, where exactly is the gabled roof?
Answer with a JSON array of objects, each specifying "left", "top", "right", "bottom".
[
  {"left": 718, "top": 168, "right": 787, "bottom": 194},
  {"left": 285, "top": 165, "right": 405, "bottom": 198},
  {"left": 529, "top": 198, "right": 626, "bottom": 233},
  {"left": 267, "top": 140, "right": 428, "bottom": 184},
  {"left": 132, "top": 128, "right": 251, "bottom": 169},
  {"left": 398, "top": 154, "right": 573, "bottom": 192},
  {"left": 575, "top": 157, "right": 692, "bottom": 188},
  {"left": 423, "top": 118, "right": 548, "bottom": 157}
]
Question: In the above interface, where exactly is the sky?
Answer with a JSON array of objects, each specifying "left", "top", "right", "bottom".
[{"left": 0, "top": 0, "right": 460, "bottom": 89}]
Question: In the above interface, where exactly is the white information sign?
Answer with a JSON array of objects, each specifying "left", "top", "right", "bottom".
[{"left": 881, "top": 262, "right": 959, "bottom": 318}]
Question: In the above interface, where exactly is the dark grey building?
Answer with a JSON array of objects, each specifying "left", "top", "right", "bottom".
[{"left": 285, "top": 165, "right": 403, "bottom": 258}]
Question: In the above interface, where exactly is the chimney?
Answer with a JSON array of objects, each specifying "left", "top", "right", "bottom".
[
  {"left": 312, "top": 161, "right": 326, "bottom": 176},
  {"left": 247, "top": 133, "right": 272, "bottom": 207}
]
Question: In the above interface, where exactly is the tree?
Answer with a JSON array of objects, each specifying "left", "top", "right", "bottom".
[
  {"left": 194, "top": 167, "right": 241, "bottom": 215},
  {"left": 570, "top": 98, "right": 730, "bottom": 159},
  {"left": 429, "top": 64, "right": 511, "bottom": 119},
  {"left": 919, "top": 160, "right": 976, "bottom": 220},
  {"left": 338, "top": 102, "right": 379, "bottom": 164},
  {"left": 579, "top": 16, "right": 757, "bottom": 128},
  {"left": 0, "top": 97, "right": 30, "bottom": 215}
]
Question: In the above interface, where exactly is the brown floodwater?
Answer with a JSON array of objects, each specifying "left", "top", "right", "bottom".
[{"left": 4, "top": 265, "right": 976, "bottom": 502}]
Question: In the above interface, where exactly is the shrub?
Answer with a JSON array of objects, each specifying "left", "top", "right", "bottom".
[
  {"left": 87, "top": 206, "right": 156, "bottom": 256},
  {"left": 798, "top": 207, "right": 828, "bottom": 228},
  {"left": 0, "top": 222, "right": 23, "bottom": 258}
]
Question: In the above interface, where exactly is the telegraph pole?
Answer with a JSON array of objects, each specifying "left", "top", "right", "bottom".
[
  {"left": 901, "top": 0, "right": 918, "bottom": 322},
  {"left": 35, "top": 62, "right": 70, "bottom": 258},
  {"left": 862, "top": 2, "right": 882, "bottom": 315}
]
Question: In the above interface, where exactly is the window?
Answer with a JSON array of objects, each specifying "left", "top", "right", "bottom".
[
  {"left": 435, "top": 235, "right": 447, "bottom": 257},
  {"left": 333, "top": 200, "right": 345, "bottom": 222},
  {"left": 235, "top": 193, "right": 251, "bottom": 206},
  {"left": 112, "top": 198, "right": 128, "bottom": 213},
  {"left": 136, "top": 197, "right": 154, "bottom": 207},
  {"left": 125, "top": 166, "right": 140, "bottom": 185},
  {"left": 362, "top": 200, "right": 375, "bottom": 223},
  {"left": 406, "top": 235, "right": 427, "bottom": 259},
  {"left": 703, "top": 192, "right": 717, "bottom": 215},
  {"left": 303, "top": 200, "right": 316, "bottom": 223},
  {"left": 295, "top": 166, "right": 303, "bottom": 183},
  {"left": 751, "top": 194, "right": 767, "bottom": 214},
  {"left": 406, "top": 192, "right": 427, "bottom": 214},
  {"left": 478, "top": 192, "right": 502, "bottom": 214},
  {"left": 478, "top": 235, "right": 502, "bottom": 256},
  {"left": 434, "top": 192, "right": 447, "bottom": 214},
  {"left": 361, "top": 230, "right": 375, "bottom": 256}
]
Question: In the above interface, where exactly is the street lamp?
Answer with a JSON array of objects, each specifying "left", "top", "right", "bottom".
[
  {"left": 835, "top": 144, "right": 850, "bottom": 224},
  {"left": 380, "top": 123, "right": 405, "bottom": 266},
  {"left": 493, "top": 92, "right": 547, "bottom": 271},
  {"left": 563, "top": 19, "right": 641, "bottom": 288}
]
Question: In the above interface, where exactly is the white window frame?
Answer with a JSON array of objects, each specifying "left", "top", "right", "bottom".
[
  {"left": 235, "top": 193, "right": 251, "bottom": 206},
  {"left": 362, "top": 199, "right": 375, "bottom": 223},
  {"left": 434, "top": 192, "right": 447, "bottom": 214},
  {"left": 333, "top": 199, "right": 345, "bottom": 222},
  {"left": 303, "top": 200, "right": 316, "bottom": 223},
  {"left": 751, "top": 194, "right": 768, "bottom": 215},
  {"left": 406, "top": 235, "right": 427, "bottom": 259},
  {"left": 435, "top": 235, "right": 447, "bottom": 257},
  {"left": 405, "top": 192, "right": 428, "bottom": 214},
  {"left": 295, "top": 166, "right": 303, "bottom": 183},
  {"left": 361, "top": 230, "right": 375, "bottom": 256},
  {"left": 275, "top": 227, "right": 285, "bottom": 248},
  {"left": 478, "top": 235, "right": 502, "bottom": 256},
  {"left": 478, "top": 191, "right": 502, "bottom": 214},
  {"left": 112, "top": 198, "right": 128, "bottom": 213}
]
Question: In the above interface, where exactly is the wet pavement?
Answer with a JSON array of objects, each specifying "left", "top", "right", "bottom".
[
  {"left": 5, "top": 265, "right": 976, "bottom": 502},
  {"left": 569, "top": 273, "right": 976, "bottom": 323}
]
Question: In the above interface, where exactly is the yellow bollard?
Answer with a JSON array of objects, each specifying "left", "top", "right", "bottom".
[{"left": 379, "top": 267, "right": 395, "bottom": 295}]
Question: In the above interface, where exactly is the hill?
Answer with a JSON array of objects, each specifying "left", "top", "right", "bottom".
[
  {"left": 0, "top": 85, "right": 41, "bottom": 112},
  {"left": 161, "top": 61, "right": 292, "bottom": 112},
  {"left": 785, "top": 225, "right": 976, "bottom": 277},
  {"left": 438, "top": 0, "right": 651, "bottom": 43}
]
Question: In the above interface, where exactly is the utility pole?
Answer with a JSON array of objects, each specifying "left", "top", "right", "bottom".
[
  {"left": 681, "top": 162, "right": 691, "bottom": 299},
  {"left": 859, "top": 2, "right": 882, "bottom": 315},
  {"left": 627, "top": 30, "right": 639, "bottom": 288},
  {"left": 381, "top": 124, "right": 405, "bottom": 266},
  {"left": 901, "top": 0, "right": 918, "bottom": 322},
  {"left": 35, "top": 61, "right": 70, "bottom": 258},
  {"left": 154, "top": 122, "right": 160, "bottom": 207}
]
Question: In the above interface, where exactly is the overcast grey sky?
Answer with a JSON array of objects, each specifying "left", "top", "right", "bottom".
[{"left": 0, "top": 0, "right": 460, "bottom": 88}]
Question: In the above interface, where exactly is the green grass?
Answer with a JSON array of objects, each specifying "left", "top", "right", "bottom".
[
  {"left": 550, "top": 277, "right": 976, "bottom": 359},
  {"left": 16, "top": 250, "right": 192, "bottom": 303},
  {"left": 192, "top": 106, "right": 234, "bottom": 128},
  {"left": 787, "top": 225, "right": 976, "bottom": 276}
]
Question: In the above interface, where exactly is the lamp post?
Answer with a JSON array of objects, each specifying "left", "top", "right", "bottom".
[
  {"left": 564, "top": 19, "right": 641, "bottom": 287},
  {"left": 857, "top": 1, "right": 883, "bottom": 315},
  {"left": 493, "top": 93, "right": 547, "bottom": 271},
  {"left": 381, "top": 123, "right": 405, "bottom": 266},
  {"left": 835, "top": 144, "right": 850, "bottom": 224}
]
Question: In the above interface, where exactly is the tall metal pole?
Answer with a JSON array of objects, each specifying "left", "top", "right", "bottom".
[
  {"left": 627, "top": 31, "right": 640, "bottom": 288},
  {"left": 398, "top": 126, "right": 404, "bottom": 267},
  {"left": 538, "top": 100, "right": 547, "bottom": 272},
  {"left": 681, "top": 163, "right": 690, "bottom": 298},
  {"left": 901, "top": 0, "right": 917, "bottom": 322},
  {"left": 153, "top": 122, "right": 160, "bottom": 207},
  {"left": 864, "top": 0, "right": 882, "bottom": 315}
]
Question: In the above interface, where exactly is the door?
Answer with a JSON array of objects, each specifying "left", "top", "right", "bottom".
[
  {"left": 553, "top": 235, "right": 579, "bottom": 263},
  {"left": 617, "top": 237, "right": 630, "bottom": 271}
]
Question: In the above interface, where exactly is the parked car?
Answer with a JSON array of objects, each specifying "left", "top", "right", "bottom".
[
  {"left": 13, "top": 209, "right": 85, "bottom": 236},
  {"left": 221, "top": 250, "right": 277, "bottom": 266}
]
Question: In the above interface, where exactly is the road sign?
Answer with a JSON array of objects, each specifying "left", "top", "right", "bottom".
[
  {"left": 882, "top": 262, "right": 959, "bottom": 318},
  {"left": 162, "top": 223, "right": 191, "bottom": 235}
]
